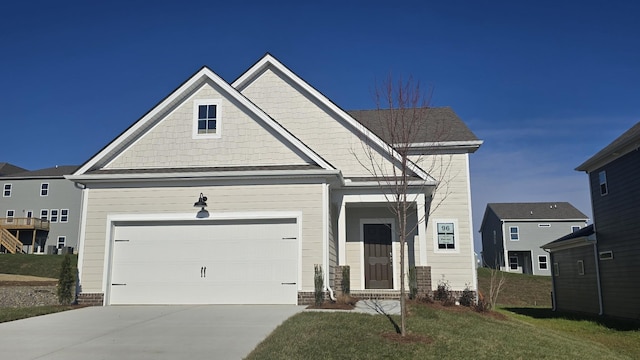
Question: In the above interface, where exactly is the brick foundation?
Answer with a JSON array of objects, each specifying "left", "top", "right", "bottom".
[
  {"left": 298, "top": 291, "right": 330, "bottom": 305},
  {"left": 334, "top": 265, "right": 350, "bottom": 296},
  {"left": 77, "top": 293, "right": 104, "bottom": 306},
  {"left": 415, "top": 266, "right": 432, "bottom": 298}
]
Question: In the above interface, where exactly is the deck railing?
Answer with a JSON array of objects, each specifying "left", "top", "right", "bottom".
[{"left": 0, "top": 218, "right": 50, "bottom": 231}]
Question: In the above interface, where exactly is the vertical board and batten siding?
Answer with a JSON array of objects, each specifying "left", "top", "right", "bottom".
[
  {"left": 551, "top": 244, "right": 600, "bottom": 314},
  {"left": 589, "top": 148, "right": 640, "bottom": 319},
  {"left": 504, "top": 220, "right": 586, "bottom": 276},
  {"left": 480, "top": 210, "right": 504, "bottom": 268},
  {"left": 80, "top": 184, "right": 324, "bottom": 293},
  {"left": 239, "top": 67, "right": 399, "bottom": 177},
  {"left": 412, "top": 153, "right": 475, "bottom": 290},
  {"left": 106, "top": 81, "right": 309, "bottom": 169}
]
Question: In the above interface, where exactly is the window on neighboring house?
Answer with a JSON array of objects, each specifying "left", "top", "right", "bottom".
[
  {"left": 599, "top": 251, "right": 613, "bottom": 260},
  {"left": 3, "top": 183, "right": 11, "bottom": 197},
  {"left": 50, "top": 209, "right": 58, "bottom": 223},
  {"left": 437, "top": 222, "right": 455, "bottom": 249},
  {"left": 509, "top": 226, "right": 519, "bottom": 241},
  {"left": 554, "top": 263, "right": 559, "bottom": 276},
  {"left": 40, "top": 209, "right": 49, "bottom": 221},
  {"left": 40, "top": 183, "right": 49, "bottom": 196},
  {"left": 571, "top": 226, "right": 581, "bottom": 233},
  {"left": 577, "top": 260, "right": 585, "bottom": 275},
  {"left": 599, "top": 171, "right": 608, "bottom": 196},
  {"left": 509, "top": 256, "right": 519, "bottom": 270},
  {"left": 57, "top": 236, "right": 66, "bottom": 249},
  {"left": 193, "top": 99, "right": 221, "bottom": 138},
  {"left": 60, "top": 209, "right": 69, "bottom": 223},
  {"left": 6, "top": 210, "right": 14, "bottom": 223},
  {"left": 538, "top": 255, "right": 548, "bottom": 270}
]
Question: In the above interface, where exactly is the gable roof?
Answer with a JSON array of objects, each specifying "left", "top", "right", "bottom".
[
  {"left": 232, "top": 53, "right": 435, "bottom": 183},
  {"left": 542, "top": 224, "right": 596, "bottom": 251},
  {"left": 576, "top": 121, "right": 640, "bottom": 172},
  {"left": 73, "top": 65, "right": 335, "bottom": 177},
  {"left": 348, "top": 107, "right": 482, "bottom": 152},
  {"left": 0, "top": 165, "right": 79, "bottom": 179},
  {"left": 0, "top": 163, "right": 27, "bottom": 176},
  {"left": 486, "top": 202, "right": 588, "bottom": 221}
]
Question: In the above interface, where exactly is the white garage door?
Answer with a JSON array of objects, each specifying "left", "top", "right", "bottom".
[{"left": 108, "top": 219, "right": 298, "bottom": 305}]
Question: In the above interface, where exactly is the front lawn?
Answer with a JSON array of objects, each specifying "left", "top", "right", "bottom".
[
  {"left": 246, "top": 303, "right": 638, "bottom": 359},
  {"left": 0, "top": 306, "right": 76, "bottom": 323},
  {"left": 0, "top": 254, "right": 77, "bottom": 279}
]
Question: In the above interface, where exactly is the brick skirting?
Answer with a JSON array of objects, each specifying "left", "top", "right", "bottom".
[{"left": 77, "top": 293, "right": 104, "bottom": 306}]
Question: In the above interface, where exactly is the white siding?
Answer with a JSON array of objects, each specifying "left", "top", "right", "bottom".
[
  {"left": 107, "top": 81, "right": 309, "bottom": 169},
  {"left": 239, "top": 68, "right": 398, "bottom": 177},
  {"left": 80, "top": 184, "right": 323, "bottom": 293},
  {"left": 412, "top": 153, "right": 476, "bottom": 291}
]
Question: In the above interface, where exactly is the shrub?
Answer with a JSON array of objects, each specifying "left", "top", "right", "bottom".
[
  {"left": 459, "top": 284, "right": 475, "bottom": 307},
  {"left": 314, "top": 264, "right": 324, "bottom": 306},
  {"left": 408, "top": 266, "right": 418, "bottom": 300},
  {"left": 341, "top": 266, "right": 350, "bottom": 295},
  {"left": 474, "top": 291, "right": 490, "bottom": 312},
  {"left": 434, "top": 279, "right": 455, "bottom": 306},
  {"left": 57, "top": 254, "right": 75, "bottom": 305}
]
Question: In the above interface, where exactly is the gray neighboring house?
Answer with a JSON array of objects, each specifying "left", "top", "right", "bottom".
[
  {"left": 0, "top": 165, "right": 81, "bottom": 254},
  {"left": 543, "top": 122, "right": 640, "bottom": 320},
  {"left": 480, "top": 202, "right": 588, "bottom": 276}
]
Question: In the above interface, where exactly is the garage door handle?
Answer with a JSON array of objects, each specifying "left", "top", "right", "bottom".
[
  {"left": 281, "top": 282, "right": 296, "bottom": 285},
  {"left": 112, "top": 283, "right": 127, "bottom": 286}
]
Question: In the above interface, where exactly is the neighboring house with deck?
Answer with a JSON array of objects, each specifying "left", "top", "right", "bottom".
[
  {"left": 0, "top": 165, "right": 81, "bottom": 254},
  {"left": 67, "top": 53, "right": 482, "bottom": 306},
  {"left": 543, "top": 121, "right": 640, "bottom": 320},
  {"left": 480, "top": 202, "right": 588, "bottom": 276}
]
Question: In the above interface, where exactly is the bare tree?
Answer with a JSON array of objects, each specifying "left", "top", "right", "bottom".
[{"left": 353, "top": 75, "right": 453, "bottom": 336}]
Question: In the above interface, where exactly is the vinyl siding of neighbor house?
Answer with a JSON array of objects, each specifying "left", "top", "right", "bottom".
[
  {"left": 106, "top": 81, "right": 311, "bottom": 169},
  {"left": 480, "top": 210, "right": 504, "bottom": 268},
  {"left": 79, "top": 184, "right": 324, "bottom": 294},
  {"left": 412, "top": 153, "right": 476, "bottom": 290},
  {"left": 551, "top": 244, "right": 600, "bottom": 314},
  {"left": 238, "top": 67, "right": 399, "bottom": 177},
  {"left": 0, "top": 178, "right": 81, "bottom": 250},
  {"left": 589, "top": 148, "right": 640, "bottom": 319},
  {"left": 503, "top": 220, "right": 586, "bottom": 276}
]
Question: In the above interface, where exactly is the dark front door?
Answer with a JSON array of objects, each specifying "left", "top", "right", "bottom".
[{"left": 364, "top": 223, "right": 393, "bottom": 289}]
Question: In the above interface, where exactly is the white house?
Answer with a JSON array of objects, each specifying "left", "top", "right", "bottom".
[{"left": 67, "top": 54, "right": 482, "bottom": 305}]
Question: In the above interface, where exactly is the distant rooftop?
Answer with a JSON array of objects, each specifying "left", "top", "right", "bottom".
[
  {"left": 0, "top": 162, "right": 28, "bottom": 176},
  {"left": 487, "top": 202, "right": 588, "bottom": 220},
  {"left": 0, "top": 165, "right": 80, "bottom": 179}
]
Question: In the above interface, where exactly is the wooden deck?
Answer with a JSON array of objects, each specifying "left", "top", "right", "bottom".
[{"left": 0, "top": 218, "right": 50, "bottom": 231}]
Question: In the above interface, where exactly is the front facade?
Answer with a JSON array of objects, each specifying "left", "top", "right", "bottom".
[
  {"left": 0, "top": 165, "right": 81, "bottom": 253},
  {"left": 69, "top": 54, "right": 482, "bottom": 305},
  {"left": 544, "top": 122, "right": 640, "bottom": 319},
  {"left": 480, "top": 202, "right": 588, "bottom": 276}
]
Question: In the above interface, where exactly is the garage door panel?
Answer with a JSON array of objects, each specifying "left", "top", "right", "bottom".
[{"left": 109, "top": 219, "right": 298, "bottom": 305}]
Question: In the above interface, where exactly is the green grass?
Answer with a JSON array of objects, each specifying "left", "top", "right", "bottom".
[
  {"left": 477, "top": 267, "right": 552, "bottom": 307},
  {"left": 247, "top": 303, "right": 636, "bottom": 359},
  {"left": 0, "top": 254, "right": 77, "bottom": 278},
  {"left": 0, "top": 306, "right": 76, "bottom": 323}
]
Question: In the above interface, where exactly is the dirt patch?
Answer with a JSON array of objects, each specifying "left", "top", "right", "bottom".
[
  {"left": 0, "top": 274, "right": 56, "bottom": 287},
  {"left": 381, "top": 331, "right": 433, "bottom": 344},
  {"left": 411, "top": 299, "right": 508, "bottom": 320},
  {"left": 306, "top": 302, "right": 355, "bottom": 310}
]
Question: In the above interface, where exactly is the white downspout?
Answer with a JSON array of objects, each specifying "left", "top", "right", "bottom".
[
  {"left": 593, "top": 241, "right": 603, "bottom": 315},
  {"left": 323, "top": 183, "right": 336, "bottom": 301},
  {"left": 543, "top": 248, "right": 556, "bottom": 311}
]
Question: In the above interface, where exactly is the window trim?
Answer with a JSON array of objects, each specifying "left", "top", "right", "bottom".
[
  {"left": 599, "top": 251, "right": 614, "bottom": 260},
  {"left": 60, "top": 209, "right": 69, "bottom": 223},
  {"left": 3, "top": 183, "right": 11, "bottom": 197},
  {"left": 57, "top": 236, "right": 66, "bottom": 249},
  {"left": 509, "top": 226, "right": 520, "bottom": 241},
  {"left": 40, "top": 183, "right": 49, "bottom": 197},
  {"left": 577, "top": 260, "right": 585, "bottom": 275},
  {"left": 554, "top": 263, "right": 559, "bottom": 276},
  {"left": 6, "top": 210, "right": 15, "bottom": 223},
  {"left": 192, "top": 99, "right": 222, "bottom": 139},
  {"left": 40, "top": 209, "right": 49, "bottom": 221},
  {"left": 599, "top": 171, "right": 608, "bottom": 196},
  {"left": 571, "top": 225, "right": 581, "bottom": 233},
  {"left": 433, "top": 219, "right": 459, "bottom": 252},
  {"left": 50, "top": 209, "right": 59, "bottom": 223},
  {"left": 538, "top": 255, "right": 548, "bottom": 270},
  {"left": 509, "top": 255, "right": 519, "bottom": 270}
]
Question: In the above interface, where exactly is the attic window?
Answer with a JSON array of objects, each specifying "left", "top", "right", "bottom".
[{"left": 193, "top": 99, "right": 221, "bottom": 139}]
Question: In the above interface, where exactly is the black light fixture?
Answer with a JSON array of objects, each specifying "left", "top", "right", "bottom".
[{"left": 194, "top": 193, "right": 208, "bottom": 208}]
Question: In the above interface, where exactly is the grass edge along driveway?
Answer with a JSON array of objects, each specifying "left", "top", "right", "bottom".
[{"left": 246, "top": 303, "right": 639, "bottom": 360}]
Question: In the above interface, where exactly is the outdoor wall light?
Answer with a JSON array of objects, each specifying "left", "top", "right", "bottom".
[{"left": 195, "top": 193, "right": 209, "bottom": 219}]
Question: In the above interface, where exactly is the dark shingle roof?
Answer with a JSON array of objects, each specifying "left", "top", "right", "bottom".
[
  {"left": 0, "top": 163, "right": 28, "bottom": 176},
  {"left": 347, "top": 107, "right": 479, "bottom": 143},
  {"left": 488, "top": 202, "right": 588, "bottom": 220},
  {"left": 0, "top": 165, "right": 80, "bottom": 179},
  {"left": 542, "top": 224, "right": 595, "bottom": 250},
  {"left": 576, "top": 121, "right": 640, "bottom": 172}
]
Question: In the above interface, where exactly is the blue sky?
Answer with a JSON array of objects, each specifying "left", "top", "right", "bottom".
[{"left": 2, "top": 1, "right": 639, "bottom": 251}]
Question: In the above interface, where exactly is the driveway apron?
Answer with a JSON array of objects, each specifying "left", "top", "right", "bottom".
[{"left": 0, "top": 305, "right": 304, "bottom": 360}]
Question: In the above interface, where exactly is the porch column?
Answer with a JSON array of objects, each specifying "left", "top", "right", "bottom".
[
  {"left": 417, "top": 193, "right": 427, "bottom": 266},
  {"left": 338, "top": 200, "right": 347, "bottom": 265}
]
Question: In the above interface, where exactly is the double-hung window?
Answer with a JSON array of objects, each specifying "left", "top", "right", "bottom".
[
  {"left": 509, "top": 226, "right": 519, "bottom": 241},
  {"left": 3, "top": 184, "right": 11, "bottom": 197},
  {"left": 57, "top": 236, "right": 66, "bottom": 249},
  {"left": 60, "top": 209, "right": 69, "bottom": 223},
  {"left": 538, "top": 255, "right": 548, "bottom": 270},
  {"left": 436, "top": 222, "right": 456, "bottom": 249},
  {"left": 40, "top": 183, "right": 49, "bottom": 196},
  {"left": 6, "top": 210, "right": 14, "bottom": 223},
  {"left": 599, "top": 171, "right": 608, "bottom": 196},
  {"left": 50, "top": 210, "right": 59, "bottom": 223},
  {"left": 40, "top": 209, "right": 49, "bottom": 221},
  {"left": 193, "top": 99, "right": 221, "bottom": 138}
]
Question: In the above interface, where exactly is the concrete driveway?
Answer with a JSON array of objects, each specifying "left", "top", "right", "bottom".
[{"left": 0, "top": 305, "right": 304, "bottom": 360}]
